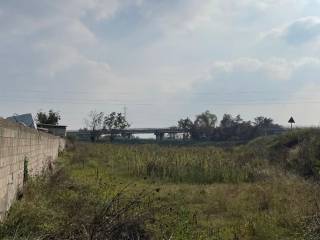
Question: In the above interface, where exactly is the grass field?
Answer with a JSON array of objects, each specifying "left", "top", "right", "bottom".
[{"left": 1, "top": 129, "right": 320, "bottom": 239}]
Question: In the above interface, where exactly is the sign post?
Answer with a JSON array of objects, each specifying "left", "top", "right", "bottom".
[{"left": 288, "top": 117, "right": 295, "bottom": 129}]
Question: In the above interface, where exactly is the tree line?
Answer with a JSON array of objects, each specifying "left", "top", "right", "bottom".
[
  {"left": 36, "top": 109, "right": 283, "bottom": 142},
  {"left": 177, "top": 110, "right": 283, "bottom": 141},
  {"left": 36, "top": 110, "right": 61, "bottom": 125}
]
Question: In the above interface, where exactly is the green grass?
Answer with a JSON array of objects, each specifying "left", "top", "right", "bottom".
[
  {"left": 2, "top": 129, "right": 320, "bottom": 239},
  {"left": 96, "top": 144, "right": 267, "bottom": 184},
  {"left": 247, "top": 128, "right": 320, "bottom": 178}
]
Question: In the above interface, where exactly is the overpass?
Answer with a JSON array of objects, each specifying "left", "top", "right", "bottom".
[
  {"left": 68, "top": 128, "right": 189, "bottom": 141},
  {"left": 67, "top": 127, "right": 288, "bottom": 141},
  {"left": 104, "top": 128, "right": 188, "bottom": 140}
]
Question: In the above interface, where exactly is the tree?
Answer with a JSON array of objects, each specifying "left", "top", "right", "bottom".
[
  {"left": 193, "top": 110, "right": 217, "bottom": 139},
  {"left": 218, "top": 114, "right": 249, "bottom": 139},
  {"left": 195, "top": 110, "right": 217, "bottom": 129},
  {"left": 104, "top": 112, "right": 130, "bottom": 130},
  {"left": 253, "top": 116, "right": 282, "bottom": 136},
  {"left": 85, "top": 111, "right": 104, "bottom": 142},
  {"left": 178, "top": 118, "right": 194, "bottom": 139},
  {"left": 220, "top": 114, "right": 234, "bottom": 129},
  {"left": 253, "top": 116, "right": 274, "bottom": 128},
  {"left": 36, "top": 110, "right": 61, "bottom": 125},
  {"left": 104, "top": 112, "right": 130, "bottom": 141}
]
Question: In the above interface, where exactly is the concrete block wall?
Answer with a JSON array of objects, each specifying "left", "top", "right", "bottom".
[{"left": 0, "top": 118, "right": 65, "bottom": 220}]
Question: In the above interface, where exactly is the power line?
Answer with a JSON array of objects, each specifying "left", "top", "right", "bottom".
[
  {"left": 1, "top": 88, "right": 320, "bottom": 96},
  {"left": 1, "top": 97, "right": 320, "bottom": 106}
]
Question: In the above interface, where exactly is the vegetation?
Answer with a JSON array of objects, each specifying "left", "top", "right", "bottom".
[
  {"left": 247, "top": 128, "right": 320, "bottom": 179},
  {"left": 178, "top": 111, "right": 283, "bottom": 141},
  {"left": 104, "top": 112, "right": 130, "bottom": 131},
  {"left": 104, "top": 112, "right": 131, "bottom": 141},
  {"left": 84, "top": 110, "right": 104, "bottom": 142},
  {"left": 36, "top": 110, "right": 61, "bottom": 125},
  {"left": 2, "top": 129, "right": 320, "bottom": 239},
  {"left": 192, "top": 111, "right": 218, "bottom": 139},
  {"left": 84, "top": 110, "right": 130, "bottom": 142}
]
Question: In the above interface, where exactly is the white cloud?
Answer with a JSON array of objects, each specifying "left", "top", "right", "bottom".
[
  {"left": 146, "top": 0, "right": 297, "bottom": 35},
  {"left": 209, "top": 58, "right": 295, "bottom": 81},
  {"left": 2, "top": 0, "right": 320, "bottom": 127},
  {"left": 263, "top": 16, "right": 320, "bottom": 44},
  {"left": 0, "top": 0, "right": 122, "bottom": 91},
  {"left": 192, "top": 57, "right": 320, "bottom": 103}
]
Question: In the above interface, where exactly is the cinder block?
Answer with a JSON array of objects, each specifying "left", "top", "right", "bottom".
[{"left": 0, "top": 118, "right": 65, "bottom": 220}]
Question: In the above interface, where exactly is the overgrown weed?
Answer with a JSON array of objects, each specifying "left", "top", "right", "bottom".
[{"left": 3, "top": 130, "right": 320, "bottom": 239}]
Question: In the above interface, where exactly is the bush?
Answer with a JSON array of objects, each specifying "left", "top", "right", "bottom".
[
  {"left": 0, "top": 170, "right": 157, "bottom": 240},
  {"left": 248, "top": 128, "right": 320, "bottom": 179}
]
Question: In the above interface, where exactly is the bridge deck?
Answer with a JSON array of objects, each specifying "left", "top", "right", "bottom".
[
  {"left": 101, "top": 128, "right": 188, "bottom": 134},
  {"left": 67, "top": 128, "right": 188, "bottom": 136}
]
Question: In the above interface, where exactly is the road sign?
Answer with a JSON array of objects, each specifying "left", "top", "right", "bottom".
[
  {"left": 288, "top": 117, "right": 295, "bottom": 129},
  {"left": 288, "top": 117, "right": 295, "bottom": 123}
]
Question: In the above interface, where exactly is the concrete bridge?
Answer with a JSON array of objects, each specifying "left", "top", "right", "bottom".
[
  {"left": 67, "top": 127, "right": 288, "bottom": 142},
  {"left": 68, "top": 128, "right": 189, "bottom": 141},
  {"left": 103, "top": 128, "right": 189, "bottom": 140}
]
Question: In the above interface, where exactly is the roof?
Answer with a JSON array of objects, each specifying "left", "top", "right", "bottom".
[
  {"left": 6, "top": 113, "right": 36, "bottom": 129},
  {"left": 37, "top": 127, "right": 49, "bottom": 132},
  {"left": 37, "top": 123, "right": 67, "bottom": 128}
]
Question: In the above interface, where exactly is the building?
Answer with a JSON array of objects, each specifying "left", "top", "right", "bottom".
[
  {"left": 37, "top": 123, "right": 67, "bottom": 137},
  {"left": 7, "top": 113, "right": 36, "bottom": 129}
]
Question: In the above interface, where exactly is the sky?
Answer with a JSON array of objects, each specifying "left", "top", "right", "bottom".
[{"left": 2, "top": 0, "right": 320, "bottom": 129}]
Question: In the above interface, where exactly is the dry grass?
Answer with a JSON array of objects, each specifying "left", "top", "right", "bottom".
[{"left": 2, "top": 136, "right": 320, "bottom": 239}]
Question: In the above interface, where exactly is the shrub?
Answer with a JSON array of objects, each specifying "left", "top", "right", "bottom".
[{"left": 0, "top": 170, "right": 157, "bottom": 239}]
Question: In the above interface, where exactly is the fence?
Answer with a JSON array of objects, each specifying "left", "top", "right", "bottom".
[{"left": 0, "top": 118, "right": 65, "bottom": 220}]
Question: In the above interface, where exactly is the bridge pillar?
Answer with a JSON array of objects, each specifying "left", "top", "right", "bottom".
[
  {"left": 155, "top": 132, "right": 164, "bottom": 141},
  {"left": 121, "top": 133, "right": 132, "bottom": 139},
  {"left": 183, "top": 132, "right": 190, "bottom": 140},
  {"left": 168, "top": 133, "right": 177, "bottom": 140}
]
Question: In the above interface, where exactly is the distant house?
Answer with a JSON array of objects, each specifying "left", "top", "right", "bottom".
[
  {"left": 37, "top": 123, "right": 67, "bottom": 137},
  {"left": 7, "top": 113, "right": 36, "bottom": 129}
]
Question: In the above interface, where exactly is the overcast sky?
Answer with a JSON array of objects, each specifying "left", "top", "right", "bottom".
[{"left": 2, "top": 0, "right": 320, "bottom": 129}]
